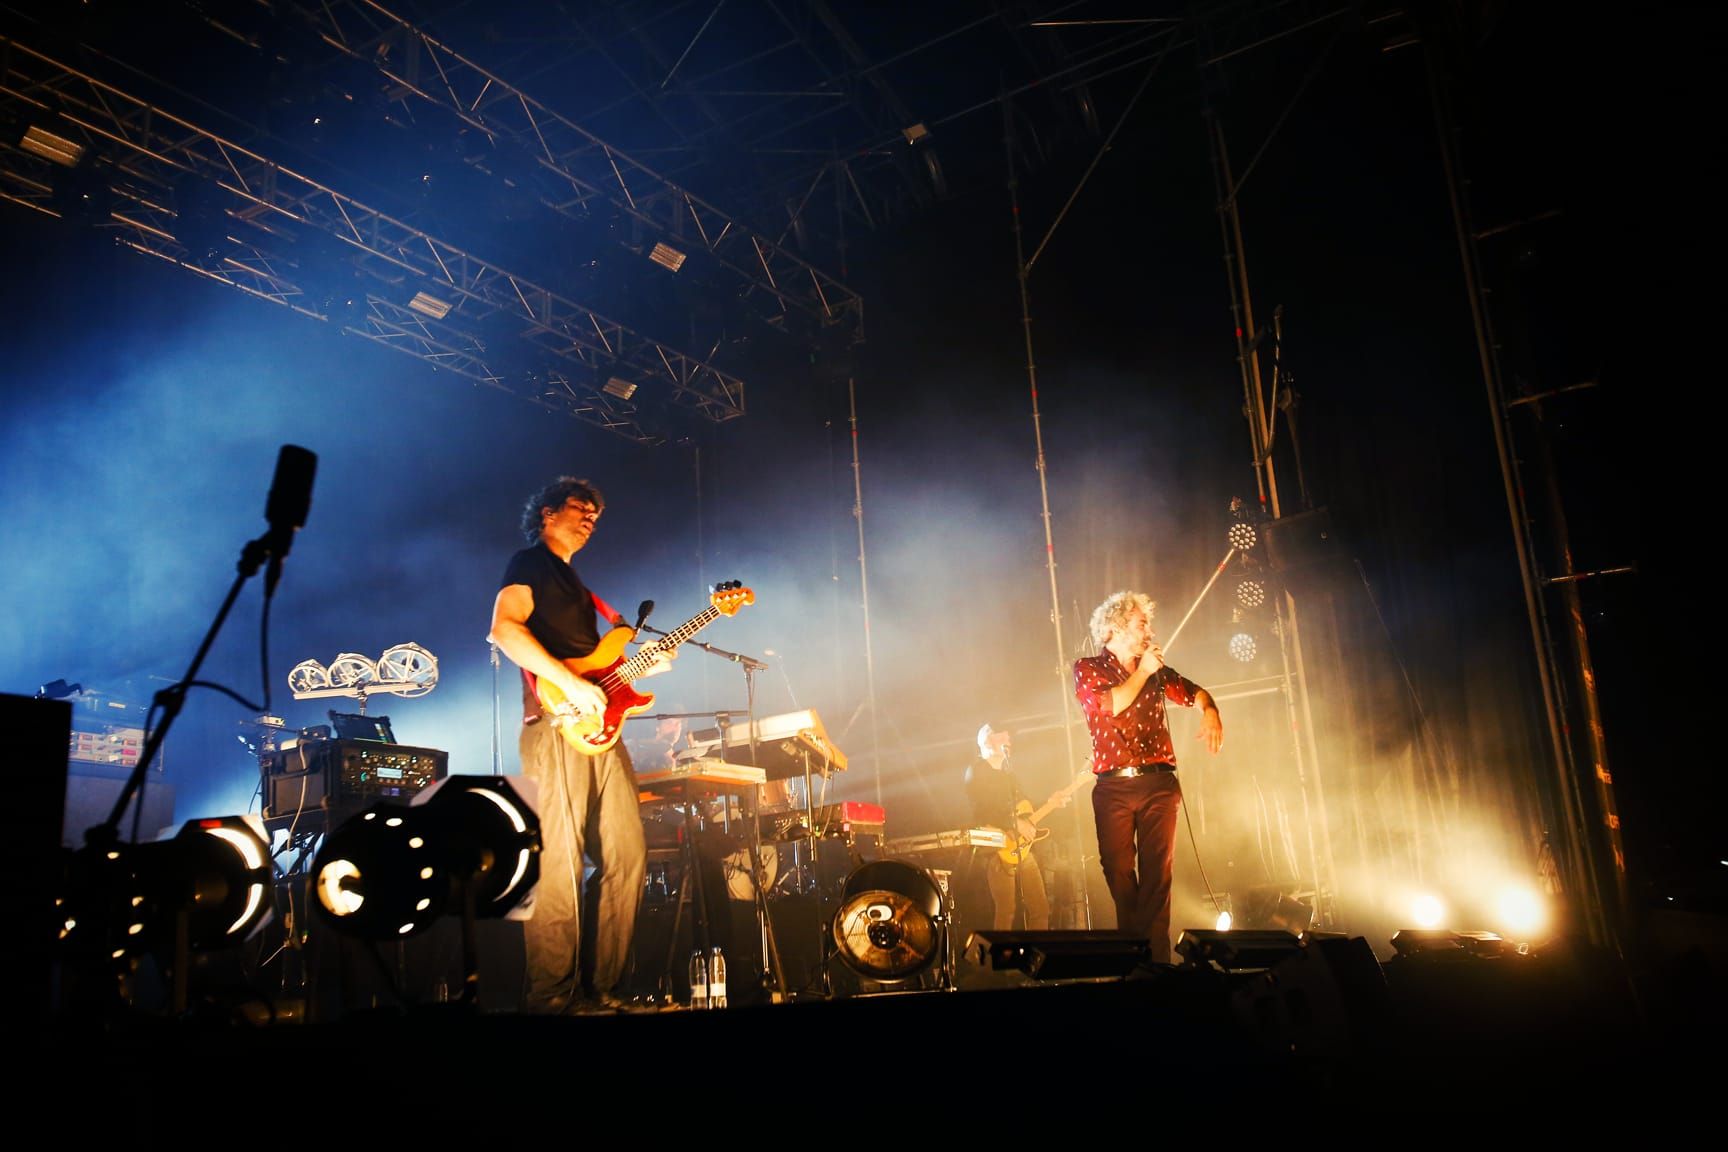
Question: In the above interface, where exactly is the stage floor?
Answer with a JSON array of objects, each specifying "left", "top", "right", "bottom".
[{"left": 20, "top": 926, "right": 1722, "bottom": 1139}]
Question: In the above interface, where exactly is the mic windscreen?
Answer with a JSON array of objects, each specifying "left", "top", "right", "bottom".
[
  {"left": 265, "top": 445, "right": 318, "bottom": 534},
  {"left": 637, "top": 599, "right": 655, "bottom": 622}
]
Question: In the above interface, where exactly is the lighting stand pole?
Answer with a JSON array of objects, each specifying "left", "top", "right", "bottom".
[
  {"left": 1206, "top": 110, "right": 1339, "bottom": 927},
  {"left": 1416, "top": 26, "right": 1625, "bottom": 953},
  {"left": 846, "top": 378, "right": 885, "bottom": 810},
  {"left": 1002, "top": 99, "right": 1090, "bottom": 926}
]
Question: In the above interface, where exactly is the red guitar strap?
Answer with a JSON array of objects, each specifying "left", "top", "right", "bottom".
[{"left": 591, "top": 592, "right": 626, "bottom": 627}]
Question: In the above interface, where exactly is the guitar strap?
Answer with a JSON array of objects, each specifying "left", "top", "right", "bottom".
[{"left": 591, "top": 592, "right": 625, "bottom": 627}]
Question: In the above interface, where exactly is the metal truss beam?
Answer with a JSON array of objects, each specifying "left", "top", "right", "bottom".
[
  {"left": 266, "top": 0, "right": 864, "bottom": 340},
  {"left": 0, "top": 35, "right": 745, "bottom": 446}
]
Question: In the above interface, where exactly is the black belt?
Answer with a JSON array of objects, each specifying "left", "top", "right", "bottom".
[{"left": 1095, "top": 763, "right": 1175, "bottom": 779}]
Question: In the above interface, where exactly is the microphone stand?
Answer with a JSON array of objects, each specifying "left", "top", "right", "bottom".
[
  {"left": 636, "top": 627, "right": 786, "bottom": 1002},
  {"left": 75, "top": 529, "right": 277, "bottom": 1017},
  {"left": 1163, "top": 545, "right": 1240, "bottom": 656},
  {"left": 96, "top": 533, "right": 274, "bottom": 848}
]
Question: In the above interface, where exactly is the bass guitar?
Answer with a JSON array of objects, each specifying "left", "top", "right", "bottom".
[
  {"left": 1000, "top": 769, "right": 1095, "bottom": 868},
  {"left": 536, "top": 580, "right": 754, "bottom": 755}
]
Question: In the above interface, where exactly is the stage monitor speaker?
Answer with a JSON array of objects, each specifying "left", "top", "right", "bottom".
[{"left": 968, "top": 929, "right": 1151, "bottom": 980}]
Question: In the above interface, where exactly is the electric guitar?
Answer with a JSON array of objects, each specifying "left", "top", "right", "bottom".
[
  {"left": 999, "top": 769, "right": 1095, "bottom": 868},
  {"left": 536, "top": 581, "right": 754, "bottom": 755}
]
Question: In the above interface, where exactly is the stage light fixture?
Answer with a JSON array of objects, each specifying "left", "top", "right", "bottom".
[
  {"left": 59, "top": 815, "right": 274, "bottom": 965},
  {"left": 407, "top": 290, "right": 452, "bottom": 319},
  {"left": 37, "top": 678, "right": 83, "bottom": 700},
  {"left": 1494, "top": 885, "right": 1548, "bottom": 937},
  {"left": 21, "top": 124, "right": 84, "bottom": 167},
  {"left": 902, "top": 122, "right": 930, "bottom": 144},
  {"left": 1227, "top": 520, "right": 1258, "bottom": 551},
  {"left": 648, "top": 242, "right": 687, "bottom": 272},
  {"left": 311, "top": 774, "right": 540, "bottom": 942},
  {"left": 603, "top": 376, "right": 638, "bottom": 400},
  {"left": 968, "top": 930, "right": 1150, "bottom": 980},
  {"left": 1239, "top": 885, "right": 1315, "bottom": 934},
  {"left": 1228, "top": 607, "right": 1258, "bottom": 663},
  {"left": 1235, "top": 576, "right": 1266, "bottom": 608},
  {"left": 1175, "top": 928, "right": 1305, "bottom": 971},
  {"left": 831, "top": 859, "right": 946, "bottom": 983},
  {"left": 1409, "top": 892, "right": 1447, "bottom": 929}
]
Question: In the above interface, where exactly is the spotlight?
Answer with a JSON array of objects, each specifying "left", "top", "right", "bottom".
[
  {"left": 58, "top": 815, "right": 274, "bottom": 1001},
  {"left": 831, "top": 860, "right": 946, "bottom": 983},
  {"left": 1389, "top": 927, "right": 1512, "bottom": 958},
  {"left": 1239, "top": 885, "right": 1314, "bottom": 934},
  {"left": 1228, "top": 606, "right": 1257, "bottom": 662},
  {"left": 20, "top": 123, "right": 85, "bottom": 167},
  {"left": 648, "top": 242, "right": 687, "bottom": 272},
  {"left": 1227, "top": 521, "right": 1258, "bottom": 551},
  {"left": 1408, "top": 892, "right": 1447, "bottom": 929},
  {"left": 407, "top": 290, "right": 453, "bottom": 319},
  {"left": 37, "top": 678, "right": 83, "bottom": 700},
  {"left": 1175, "top": 928, "right": 1305, "bottom": 971},
  {"left": 1494, "top": 885, "right": 1548, "bottom": 938},
  {"left": 311, "top": 775, "right": 540, "bottom": 941},
  {"left": 602, "top": 376, "right": 638, "bottom": 400},
  {"left": 1234, "top": 577, "right": 1266, "bottom": 608}
]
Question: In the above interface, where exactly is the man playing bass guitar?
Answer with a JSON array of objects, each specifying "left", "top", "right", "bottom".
[{"left": 489, "top": 475, "right": 677, "bottom": 1016}]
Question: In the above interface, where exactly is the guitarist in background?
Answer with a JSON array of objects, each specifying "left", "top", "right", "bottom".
[
  {"left": 965, "top": 722, "right": 1053, "bottom": 932},
  {"left": 489, "top": 475, "right": 677, "bottom": 1016}
]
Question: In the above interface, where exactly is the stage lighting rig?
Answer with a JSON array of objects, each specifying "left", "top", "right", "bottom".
[{"left": 288, "top": 643, "right": 438, "bottom": 703}]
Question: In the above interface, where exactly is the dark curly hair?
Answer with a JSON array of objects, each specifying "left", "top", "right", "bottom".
[{"left": 519, "top": 476, "right": 605, "bottom": 543}]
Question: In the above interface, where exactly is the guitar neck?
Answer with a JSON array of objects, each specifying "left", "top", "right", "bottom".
[
  {"left": 1027, "top": 770, "right": 1095, "bottom": 826},
  {"left": 617, "top": 605, "right": 719, "bottom": 682}
]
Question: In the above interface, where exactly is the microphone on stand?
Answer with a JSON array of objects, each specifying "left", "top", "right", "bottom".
[
  {"left": 261, "top": 444, "right": 316, "bottom": 597},
  {"left": 634, "top": 599, "right": 655, "bottom": 631}
]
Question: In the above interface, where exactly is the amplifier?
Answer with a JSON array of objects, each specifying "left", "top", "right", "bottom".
[{"left": 261, "top": 739, "right": 447, "bottom": 820}]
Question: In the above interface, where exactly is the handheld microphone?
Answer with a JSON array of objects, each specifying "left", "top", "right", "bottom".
[{"left": 263, "top": 444, "right": 317, "bottom": 595}]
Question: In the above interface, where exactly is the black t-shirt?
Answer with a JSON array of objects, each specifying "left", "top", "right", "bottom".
[
  {"left": 500, "top": 543, "right": 602, "bottom": 659},
  {"left": 964, "top": 757, "right": 1025, "bottom": 830}
]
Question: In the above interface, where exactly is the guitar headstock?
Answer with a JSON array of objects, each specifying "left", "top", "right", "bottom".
[{"left": 709, "top": 579, "right": 756, "bottom": 616}]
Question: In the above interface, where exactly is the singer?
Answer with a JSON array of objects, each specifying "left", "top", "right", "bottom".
[
  {"left": 1073, "top": 590, "right": 1223, "bottom": 964},
  {"left": 488, "top": 475, "right": 675, "bottom": 1016}
]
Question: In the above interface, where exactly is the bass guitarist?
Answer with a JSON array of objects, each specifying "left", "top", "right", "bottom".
[
  {"left": 488, "top": 475, "right": 677, "bottom": 1016},
  {"left": 964, "top": 721, "right": 1057, "bottom": 932}
]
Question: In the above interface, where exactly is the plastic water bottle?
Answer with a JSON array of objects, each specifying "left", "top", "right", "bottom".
[
  {"left": 688, "top": 948, "right": 709, "bottom": 1010},
  {"left": 709, "top": 946, "right": 728, "bottom": 1009}
]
